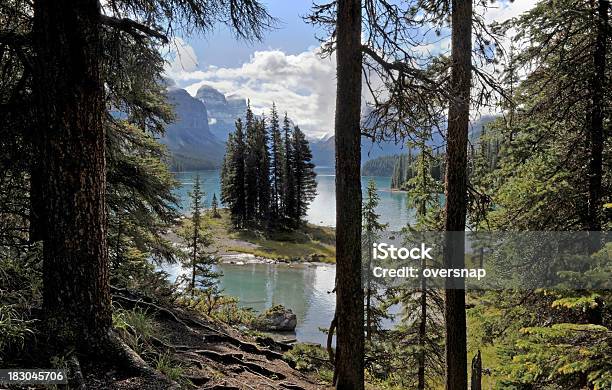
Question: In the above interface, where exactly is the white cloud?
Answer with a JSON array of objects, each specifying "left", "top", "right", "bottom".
[
  {"left": 484, "top": 0, "right": 539, "bottom": 24},
  {"left": 166, "top": 47, "right": 337, "bottom": 138},
  {"left": 161, "top": 1, "right": 539, "bottom": 137},
  {"left": 167, "top": 37, "right": 199, "bottom": 75}
]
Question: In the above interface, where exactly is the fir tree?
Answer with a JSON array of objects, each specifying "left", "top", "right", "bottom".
[{"left": 291, "top": 126, "right": 317, "bottom": 227}]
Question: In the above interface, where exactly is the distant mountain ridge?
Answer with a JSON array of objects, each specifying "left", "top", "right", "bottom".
[
  {"left": 310, "top": 115, "right": 498, "bottom": 168},
  {"left": 195, "top": 85, "right": 247, "bottom": 141},
  {"left": 160, "top": 87, "right": 225, "bottom": 171},
  {"left": 160, "top": 82, "right": 499, "bottom": 171}
]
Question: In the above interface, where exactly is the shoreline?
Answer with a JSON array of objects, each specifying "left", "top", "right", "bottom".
[{"left": 168, "top": 209, "right": 337, "bottom": 263}]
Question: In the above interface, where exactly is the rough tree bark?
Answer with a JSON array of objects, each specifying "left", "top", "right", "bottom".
[
  {"left": 587, "top": 0, "right": 608, "bottom": 232},
  {"left": 418, "top": 140, "right": 427, "bottom": 390},
  {"left": 32, "top": 0, "right": 111, "bottom": 349},
  {"left": 470, "top": 350, "right": 482, "bottom": 390},
  {"left": 334, "top": 0, "right": 364, "bottom": 388},
  {"left": 443, "top": 0, "right": 472, "bottom": 389}
]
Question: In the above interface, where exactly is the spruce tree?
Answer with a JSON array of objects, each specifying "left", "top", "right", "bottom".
[
  {"left": 244, "top": 103, "right": 258, "bottom": 222},
  {"left": 221, "top": 119, "right": 247, "bottom": 227},
  {"left": 362, "top": 180, "right": 388, "bottom": 341},
  {"left": 281, "top": 113, "right": 296, "bottom": 222},
  {"left": 255, "top": 117, "right": 271, "bottom": 223},
  {"left": 211, "top": 193, "right": 220, "bottom": 218},
  {"left": 269, "top": 103, "right": 284, "bottom": 220},
  {"left": 291, "top": 126, "right": 317, "bottom": 227},
  {"left": 180, "top": 175, "right": 220, "bottom": 298}
]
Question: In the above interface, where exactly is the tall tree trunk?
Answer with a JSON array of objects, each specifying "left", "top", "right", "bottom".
[
  {"left": 587, "top": 0, "right": 608, "bottom": 232},
  {"left": 417, "top": 263, "right": 427, "bottom": 390},
  {"left": 470, "top": 350, "right": 482, "bottom": 390},
  {"left": 444, "top": 0, "right": 472, "bottom": 389},
  {"left": 33, "top": 0, "right": 110, "bottom": 349},
  {"left": 334, "top": 0, "right": 364, "bottom": 388},
  {"left": 366, "top": 239, "right": 372, "bottom": 342}
]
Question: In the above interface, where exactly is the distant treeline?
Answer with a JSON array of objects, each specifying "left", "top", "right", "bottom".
[
  {"left": 389, "top": 126, "right": 502, "bottom": 190},
  {"left": 361, "top": 155, "right": 398, "bottom": 176},
  {"left": 221, "top": 103, "right": 317, "bottom": 230}
]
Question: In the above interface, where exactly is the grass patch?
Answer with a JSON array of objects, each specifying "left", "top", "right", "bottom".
[
  {"left": 112, "top": 308, "right": 157, "bottom": 354},
  {"left": 207, "top": 210, "right": 336, "bottom": 263},
  {"left": 154, "top": 352, "right": 191, "bottom": 386},
  {"left": 284, "top": 343, "right": 334, "bottom": 384}
]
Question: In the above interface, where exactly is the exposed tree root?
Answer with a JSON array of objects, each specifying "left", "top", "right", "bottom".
[
  {"left": 104, "top": 331, "right": 181, "bottom": 389},
  {"left": 149, "top": 335, "right": 192, "bottom": 352},
  {"left": 279, "top": 383, "right": 307, "bottom": 390},
  {"left": 113, "top": 290, "right": 284, "bottom": 360},
  {"left": 67, "top": 355, "right": 87, "bottom": 390},
  {"left": 194, "top": 349, "right": 287, "bottom": 380},
  {"left": 327, "top": 314, "right": 337, "bottom": 364},
  {"left": 112, "top": 292, "right": 194, "bottom": 332},
  {"left": 184, "top": 374, "right": 211, "bottom": 386},
  {"left": 255, "top": 336, "right": 293, "bottom": 352}
]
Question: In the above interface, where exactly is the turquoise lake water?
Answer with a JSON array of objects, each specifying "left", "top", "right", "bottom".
[
  {"left": 164, "top": 261, "right": 337, "bottom": 346},
  {"left": 173, "top": 167, "right": 414, "bottom": 231},
  {"left": 170, "top": 167, "right": 409, "bottom": 345}
]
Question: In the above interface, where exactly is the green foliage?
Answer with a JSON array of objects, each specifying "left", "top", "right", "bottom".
[
  {"left": 390, "top": 150, "right": 444, "bottom": 191},
  {"left": 0, "top": 305, "right": 35, "bottom": 360},
  {"left": 362, "top": 180, "right": 390, "bottom": 341},
  {"left": 112, "top": 308, "right": 157, "bottom": 354},
  {"left": 284, "top": 343, "right": 333, "bottom": 383},
  {"left": 221, "top": 106, "right": 317, "bottom": 230},
  {"left": 154, "top": 353, "right": 189, "bottom": 385},
  {"left": 362, "top": 155, "right": 400, "bottom": 177},
  {"left": 177, "top": 176, "right": 221, "bottom": 298},
  {"left": 0, "top": 249, "right": 41, "bottom": 363}
]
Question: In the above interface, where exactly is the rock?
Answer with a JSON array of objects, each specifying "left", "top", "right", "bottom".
[
  {"left": 309, "top": 253, "right": 325, "bottom": 262},
  {"left": 253, "top": 305, "right": 297, "bottom": 332}
]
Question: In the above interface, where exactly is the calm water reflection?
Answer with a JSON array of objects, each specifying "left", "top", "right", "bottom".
[
  {"left": 169, "top": 167, "right": 410, "bottom": 345},
  {"left": 163, "top": 262, "right": 336, "bottom": 346},
  {"left": 173, "top": 167, "right": 414, "bottom": 230}
]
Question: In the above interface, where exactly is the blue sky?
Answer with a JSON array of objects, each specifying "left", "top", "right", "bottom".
[
  {"left": 165, "top": 0, "right": 539, "bottom": 137},
  {"left": 182, "top": 0, "right": 321, "bottom": 68}
]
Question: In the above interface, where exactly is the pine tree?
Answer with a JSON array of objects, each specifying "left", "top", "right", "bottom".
[
  {"left": 269, "top": 103, "right": 284, "bottom": 220},
  {"left": 402, "top": 128, "right": 445, "bottom": 390},
  {"left": 291, "top": 126, "right": 317, "bottom": 227},
  {"left": 281, "top": 113, "right": 296, "bottom": 222},
  {"left": 443, "top": 0, "right": 473, "bottom": 388}
]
